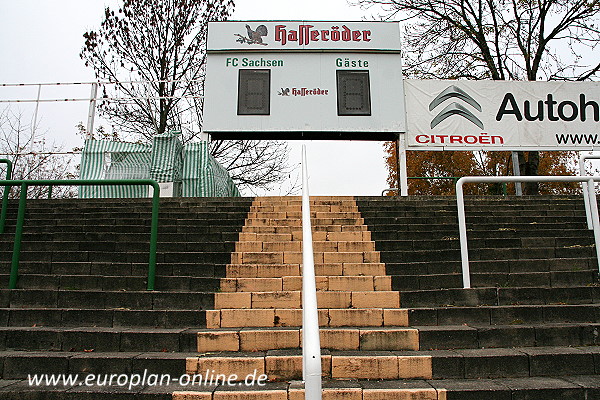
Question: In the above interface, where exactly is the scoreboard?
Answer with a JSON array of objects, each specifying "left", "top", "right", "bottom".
[{"left": 203, "top": 21, "right": 405, "bottom": 140}]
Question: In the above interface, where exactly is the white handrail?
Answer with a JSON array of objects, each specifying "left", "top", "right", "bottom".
[
  {"left": 579, "top": 154, "right": 600, "bottom": 230},
  {"left": 301, "top": 145, "right": 322, "bottom": 399},
  {"left": 456, "top": 176, "right": 600, "bottom": 289}
]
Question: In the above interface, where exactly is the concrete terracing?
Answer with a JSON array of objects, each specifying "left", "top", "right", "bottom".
[{"left": 0, "top": 196, "right": 597, "bottom": 398}]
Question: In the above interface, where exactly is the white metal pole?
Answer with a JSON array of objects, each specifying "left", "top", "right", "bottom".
[
  {"left": 456, "top": 178, "right": 471, "bottom": 289},
  {"left": 512, "top": 152, "right": 522, "bottom": 196},
  {"left": 587, "top": 178, "right": 600, "bottom": 274},
  {"left": 398, "top": 134, "right": 408, "bottom": 197},
  {"left": 301, "top": 145, "right": 322, "bottom": 399},
  {"left": 580, "top": 154, "right": 597, "bottom": 230},
  {"left": 86, "top": 83, "right": 98, "bottom": 140},
  {"left": 31, "top": 84, "right": 42, "bottom": 136}
]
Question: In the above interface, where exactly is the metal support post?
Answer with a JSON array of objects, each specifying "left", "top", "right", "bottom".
[
  {"left": 512, "top": 152, "right": 522, "bottom": 196},
  {"left": 398, "top": 134, "right": 408, "bottom": 197},
  {"left": 86, "top": 83, "right": 98, "bottom": 139}
]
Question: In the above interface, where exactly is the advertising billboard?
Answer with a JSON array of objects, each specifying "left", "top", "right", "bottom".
[{"left": 405, "top": 80, "right": 600, "bottom": 151}]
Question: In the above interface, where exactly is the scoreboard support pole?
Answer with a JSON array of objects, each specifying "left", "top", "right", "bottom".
[{"left": 397, "top": 134, "right": 408, "bottom": 197}]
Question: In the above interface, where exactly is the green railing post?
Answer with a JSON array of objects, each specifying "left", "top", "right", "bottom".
[
  {"left": 0, "top": 159, "right": 13, "bottom": 234},
  {"left": 10, "top": 183, "right": 28, "bottom": 289},
  {"left": 47, "top": 185, "right": 53, "bottom": 199}
]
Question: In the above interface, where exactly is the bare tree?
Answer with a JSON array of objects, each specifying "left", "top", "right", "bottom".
[
  {"left": 355, "top": 0, "right": 600, "bottom": 194},
  {"left": 80, "top": 0, "right": 295, "bottom": 193},
  {"left": 0, "top": 107, "right": 77, "bottom": 199},
  {"left": 80, "top": 0, "right": 233, "bottom": 142}
]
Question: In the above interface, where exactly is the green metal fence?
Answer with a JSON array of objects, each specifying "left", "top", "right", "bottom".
[{"left": 0, "top": 179, "right": 160, "bottom": 290}]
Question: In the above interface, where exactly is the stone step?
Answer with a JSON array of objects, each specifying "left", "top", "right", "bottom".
[
  {"left": 9, "top": 262, "right": 228, "bottom": 278},
  {"left": 234, "top": 240, "right": 376, "bottom": 253},
  {"left": 0, "top": 241, "right": 238, "bottom": 253},
  {"left": 385, "top": 258, "right": 597, "bottom": 276},
  {"left": 225, "top": 263, "right": 386, "bottom": 278},
  {"left": 0, "top": 308, "right": 206, "bottom": 328},
  {"left": 0, "top": 274, "right": 221, "bottom": 292},
  {"left": 250, "top": 204, "right": 359, "bottom": 212},
  {"left": 246, "top": 212, "right": 363, "bottom": 219},
  {"left": 213, "top": 290, "right": 399, "bottom": 309},
  {"left": 414, "top": 323, "right": 600, "bottom": 350},
  {"left": 0, "top": 327, "right": 200, "bottom": 352},
  {"left": 0, "top": 289, "right": 215, "bottom": 310},
  {"left": 372, "top": 236, "right": 595, "bottom": 252},
  {"left": 229, "top": 251, "right": 380, "bottom": 265},
  {"left": 0, "top": 250, "right": 234, "bottom": 265},
  {"left": 196, "top": 327, "right": 419, "bottom": 352},
  {"left": 241, "top": 225, "right": 367, "bottom": 234},
  {"left": 0, "top": 350, "right": 192, "bottom": 379},
  {"left": 219, "top": 276, "right": 392, "bottom": 292},
  {"left": 371, "top": 228, "right": 593, "bottom": 241},
  {"left": 408, "top": 304, "right": 600, "bottom": 326},
  {"left": 206, "top": 308, "right": 409, "bottom": 328},
  {"left": 186, "top": 346, "right": 600, "bottom": 381},
  {"left": 7, "top": 377, "right": 594, "bottom": 400},
  {"left": 375, "top": 246, "right": 596, "bottom": 264},
  {"left": 360, "top": 209, "right": 587, "bottom": 218},
  {"left": 170, "top": 377, "right": 600, "bottom": 400},
  {"left": 399, "top": 286, "right": 600, "bottom": 308},
  {"left": 390, "top": 270, "right": 599, "bottom": 290}
]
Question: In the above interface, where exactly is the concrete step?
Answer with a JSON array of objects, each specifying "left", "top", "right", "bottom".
[
  {"left": 385, "top": 258, "right": 597, "bottom": 276},
  {"left": 409, "top": 304, "right": 600, "bottom": 325},
  {"left": 213, "top": 290, "right": 399, "bottom": 309},
  {"left": 399, "top": 286, "right": 600, "bottom": 308},
  {"left": 4, "top": 377, "right": 600, "bottom": 399},
  {"left": 0, "top": 350, "right": 192, "bottom": 379},
  {"left": 374, "top": 246, "right": 596, "bottom": 263},
  {"left": 371, "top": 228, "right": 593, "bottom": 241},
  {"left": 218, "top": 276, "right": 392, "bottom": 293},
  {"left": 234, "top": 240, "right": 376, "bottom": 253},
  {"left": 372, "top": 236, "right": 595, "bottom": 252},
  {"left": 0, "top": 289, "right": 215, "bottom": 310},
  {"left": 186, "top": 346, "right": 600, "bottom": 381},
  {"left": 0, "top": 327, "right": 199, "bottom": 352},
  {"left": 206, "top": 308, "right": 409, "bottom": 328},
  {"left": 196, "top": 327, "right": 419, "bottom": 352},
  {"left": 225, "top": 262, "right": 386, "bottom": 278},
  {"left": 241, "top": 225, "right": 368, "bottom": 234},
  {"left": 0, "top": 274, "right": 221, "bottom": 292},
  {"left": 7, "top": 262, "right": 228, "bottom": 278},
  {"left": 230, "top": 251, "right": 380, "bottom": 265},
  {"left": 390, "top": 270, "right": 599, "bottom": 290},
  {"left": 0, "top": 307, "right": 206, "bottom": 328},
  {"left": 414, "top": 323, "right": 600, "bottom": 350}
]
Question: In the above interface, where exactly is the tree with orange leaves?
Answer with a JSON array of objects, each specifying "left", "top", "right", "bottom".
[{"left": 384, "top": 142, "right": 580, "bottom": 196}]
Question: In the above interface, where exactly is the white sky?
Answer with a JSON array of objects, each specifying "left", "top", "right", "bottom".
[{"left": 0, "top": 0, "right": 391, "bottom": 196}]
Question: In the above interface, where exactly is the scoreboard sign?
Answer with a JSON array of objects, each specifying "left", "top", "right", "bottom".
[{"left": 203, "top": 21, "right": 404, "bottom": 140}]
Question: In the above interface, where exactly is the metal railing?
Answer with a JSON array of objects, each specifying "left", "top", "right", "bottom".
[
  {"left": 580, "top": 154, "right": 600, "bottom": 230},
  {"left": 382, "top": 177, "right": 508, "bottom": 196},
  {"left": 456, "top": 176, "right": 600, "bottom": 289},
  {"left": 0, "top": 179, "right": 160, "bottom": 290},
  {"left": 301, "top": 145, "right": 322, "bottom": 399}
]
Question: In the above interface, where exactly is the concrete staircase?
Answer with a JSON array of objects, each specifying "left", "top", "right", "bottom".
[
  {"left": 0, "top": 198, "right": 252, "bottom": 398},
  {"left": 0, "top": 195, "right": 597, "bottom": 399}
]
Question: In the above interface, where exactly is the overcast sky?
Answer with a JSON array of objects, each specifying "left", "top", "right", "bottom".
[{"left": 0, "top": 0, "right": 391, "bottom": 196}]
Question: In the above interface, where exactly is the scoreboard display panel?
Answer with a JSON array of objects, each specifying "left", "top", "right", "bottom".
[{"left": 204, "top": 21, "right": 405, "bottom": 140}]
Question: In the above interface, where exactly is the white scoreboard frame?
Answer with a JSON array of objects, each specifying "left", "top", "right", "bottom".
[{"left": 203, "top": 21, "right": 405, "bottom": 141}]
